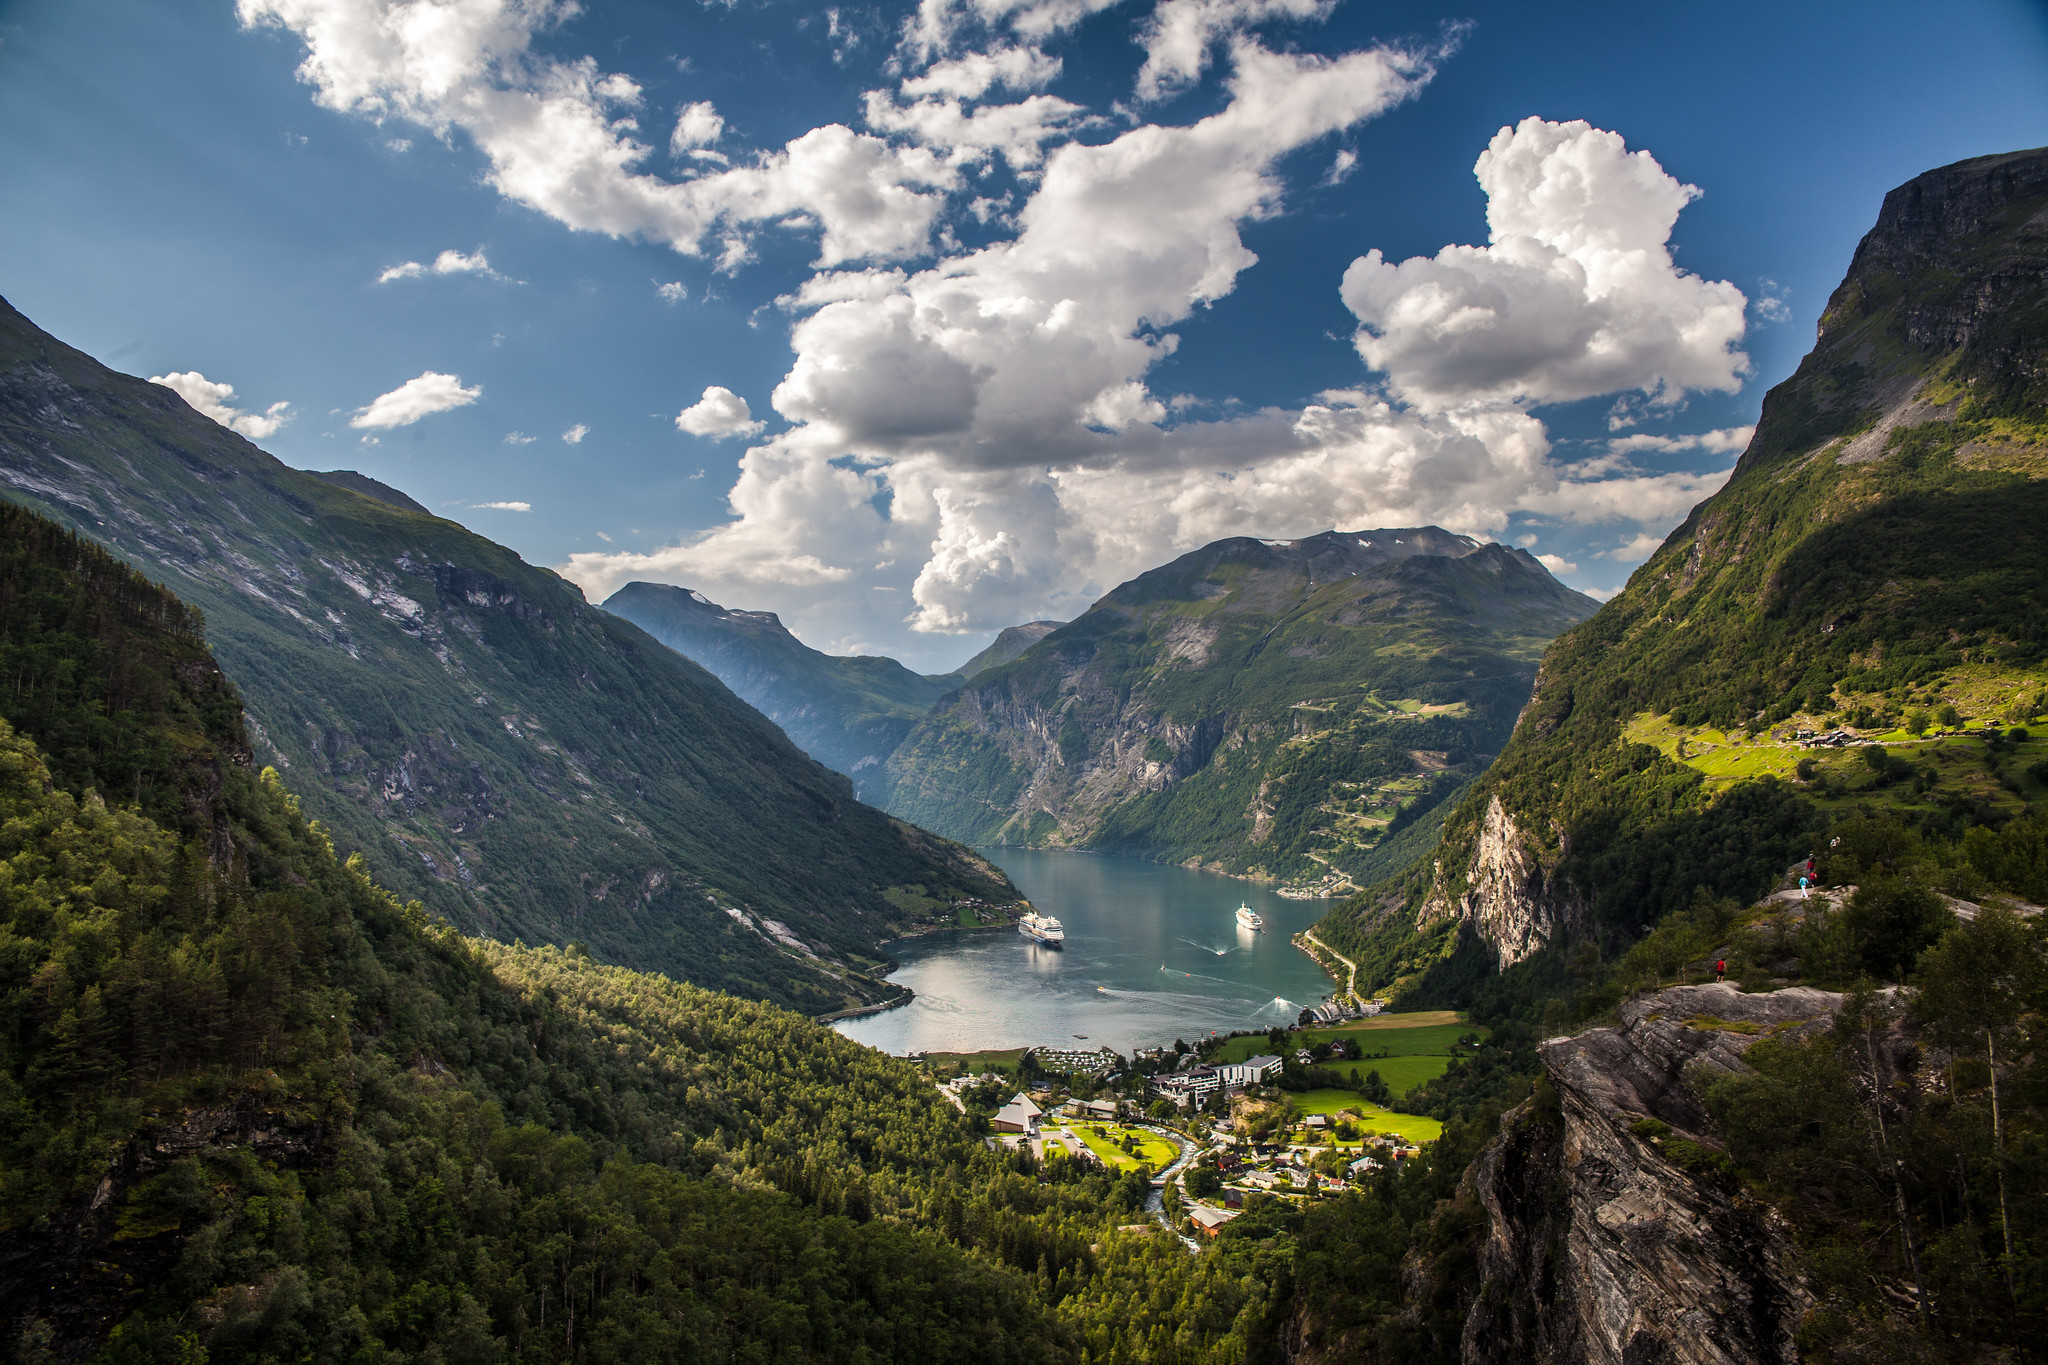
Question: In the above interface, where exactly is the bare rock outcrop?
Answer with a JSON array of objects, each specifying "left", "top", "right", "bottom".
[
  {"left": 1463, "top": 985, "right": 1838, "bottom": 1365},
  {"left": 1420, "top": 795, "right": 1573, "bottom": 968}
]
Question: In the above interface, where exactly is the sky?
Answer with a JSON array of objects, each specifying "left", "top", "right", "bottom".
[{"left": 1, "top": 1, "right": 2044, "bottom": 672}]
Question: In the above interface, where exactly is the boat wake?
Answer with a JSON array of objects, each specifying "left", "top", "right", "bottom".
[{"left": 1176, "top": 937, "right": 1228, "bottom": 957}]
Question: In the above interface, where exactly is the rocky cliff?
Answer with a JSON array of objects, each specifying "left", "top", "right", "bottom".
[
  {"left": 1462, "top": 984, "right": 1837, "bottom": 1365},
  {"left": 1319, "top": 146, "right": 2048, "bottom": 985},
  {"left": 882, "top": 528, "right": 1595, "bottom": 890}
]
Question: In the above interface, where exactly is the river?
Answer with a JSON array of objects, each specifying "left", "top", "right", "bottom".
[{"left": 834, "top": 848, "right": 1344, "bottom": 1058}]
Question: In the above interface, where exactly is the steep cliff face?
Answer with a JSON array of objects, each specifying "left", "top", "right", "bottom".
[
  {"left": 1417, "top": 795, "right": 1573, "bottom": 968},
  {"left": 882, "top": 529, "right": 1595, "bottom": 889},
  {"left": 1320, "top": 146, "right": 2048, "bottom": 986},
  {"left": 1464, "top": 985, "right": 1837, "bottom": 1365}
]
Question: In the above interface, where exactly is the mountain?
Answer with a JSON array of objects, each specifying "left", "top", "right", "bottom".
[
  {"left": 601, "top": 580, "right": 960, "bottom": 788},
  {"left": 0, "top": 506, "right": 1066, "bottom": 1362},
  {"left": 880, "top": 528, "right": 1599, "bottom": 892},
  {"left": 1314, "top": 146, "right": 2048, "bottom": 1001},
  {"left": 953, "top": 619, "right": 1064, "bottom": 681},
  {"left": 0, "top": 296, "right": 1019, "bottom": 1015},
  {"left": 303, "top": 467, "right": 432, "bottom": 515}
]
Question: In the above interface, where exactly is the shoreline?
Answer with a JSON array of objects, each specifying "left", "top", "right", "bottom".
[{"left": 816, "top": 986, "right": 915, "bottom": 1024}]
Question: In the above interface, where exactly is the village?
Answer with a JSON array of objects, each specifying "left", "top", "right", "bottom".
[{"left": 927, "top": 1008, "right": 1459, "bottom": 1242}]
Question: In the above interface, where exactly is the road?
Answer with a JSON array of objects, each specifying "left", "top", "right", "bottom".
[{"left": 1297, "top": 927, "right": 1364, "bottom": 1008}]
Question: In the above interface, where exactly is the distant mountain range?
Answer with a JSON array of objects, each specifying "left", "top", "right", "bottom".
[
  {"left": 602, "top": 581, "right": 1063, "bottom": 795},
  {"left": 0, "top": 297, "right": 1017, "bottom": 1014},
  {"left": 879, "top": 527, "right": 1599, "bottom": 892}
]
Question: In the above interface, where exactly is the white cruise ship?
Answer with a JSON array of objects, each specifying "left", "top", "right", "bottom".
[
  {"left": 1018, "top": 910, "right": 1066, "bottom": 946},
  {"left": 1235, "top": 903, "right": 1264, "bottom": 931}
]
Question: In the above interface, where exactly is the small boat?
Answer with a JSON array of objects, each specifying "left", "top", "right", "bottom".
[
  {"left": 1019, "top": 910, "right": 1066, "bottom": 946},
  {"left": 1235, "top": 903, "right": 1265, "bottom": 931}
]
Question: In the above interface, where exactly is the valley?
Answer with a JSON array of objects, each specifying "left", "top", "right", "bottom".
[{"left": 0, "top": 137, "right": 2044, "bottom": 1365}]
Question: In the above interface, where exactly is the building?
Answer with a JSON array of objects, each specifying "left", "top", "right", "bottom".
[
  {"left": 1188, "top": 1205, "right": 1241, "bottom": 1237},
  {"left": 1215, "top": 1054, "right": 1282, "bottom": 1087},
  {"left": 992, "top": 1093, "right": 1043, "bottom": 1135},
  {"left": 1152, "top": 1066, "right": 1222, "bottom": 1107}
]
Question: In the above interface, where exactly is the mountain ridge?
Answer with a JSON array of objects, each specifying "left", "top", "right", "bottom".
[
  {"left": 881, "top": 525, "right": 1598, "bottom": 890},
  {"left": 0, "top": 296, "right": 1019, "bottom": 1013}
]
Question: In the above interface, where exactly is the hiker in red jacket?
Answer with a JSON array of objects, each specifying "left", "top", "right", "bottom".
[{"left": 1715, "top": 958, "right": 1726, "bottom": 983}]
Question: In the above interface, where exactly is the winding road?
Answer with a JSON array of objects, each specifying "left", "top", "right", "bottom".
[{"left": 1297, "top": 927, "right": 1364, "bottom": 1008}]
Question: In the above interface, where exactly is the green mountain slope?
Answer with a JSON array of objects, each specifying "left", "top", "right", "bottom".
[
  {"left": 881, "top": 529, "right": 1598, "bottom": 892},
  {"left": 601, "top": 581, "right": 960, "bottom": 791},
  {"left": 953, "top": 619, "right": 1065, "bottom": 682},
  {"left": 1315, "top": 146, "right": 2048, "bottom": 1002},
  {"left": 0, "top": 494, "right": 1535, "bottom": 1365},
  {"left": 0, "top": 299, "right": 1017, "bottom": 1014}
]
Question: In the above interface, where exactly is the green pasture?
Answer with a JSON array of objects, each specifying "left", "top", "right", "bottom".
[
  {"left": 1069, "top": 1123, "right": 1177, "bottom": 1171},
  {"left": 1279, "top": 1090, "right": 1443, "bottom": 1143}
]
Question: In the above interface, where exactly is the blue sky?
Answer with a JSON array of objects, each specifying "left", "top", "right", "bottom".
[{"left": 1, "top": 0, "right": 2043, "bottom": 671}]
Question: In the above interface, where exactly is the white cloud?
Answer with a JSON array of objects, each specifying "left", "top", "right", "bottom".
[
  {"left": 901, "top": 0, "right": 1123, "bottom": 62},
  {"left": 670, "top": 99, "right": 724, "bottom": 153},
  {"left": 351, "top": 371, "right": 483, "bottom": 428},
  {"left": 902, "top": 44, "right": 1061, "bottom": 98},
  {"left": 1341, "top": 117, "right": 1749, "bottom": 411},
  {"left": 1134, "top": 0, "right": 1335, "bottom": 101},
  {"left": 1753, "top": 277, "right": 1791, "bottom": 324},
  {"left": 378, "top": 247, "right": 502, "bottom": 283},
  {"left": 1606, "top": 424, "right": 1754, "bottom": 456},
  {"left": 242, "top": 0, "right": 960, "bottom": 269},
  {"left": 657, "top": 280, "right": 688, "bottom": 302},
  {"left": 149, "top": 371, "right": 294, "bottom": 439},
  {"left": 504, "top": 430, "right": 537, "bottom": 444},
  {"left": 675, "top": 386, "right": 764, "bottom": 438},
  {"left": 475, "top": 500, "right": 531, "bottom": 511},
  {"left": 1320, "top": 146, "right": 1356, "bottom": 186},
  {"left": 1534, "top": 552, "right": 1576, "bottom": 575},
  {"left": 1599, "top": 531, "right": 1665, "bottom": 562},
  {"left": 562, "top": 422, "right": 589, "bottom": 443}
]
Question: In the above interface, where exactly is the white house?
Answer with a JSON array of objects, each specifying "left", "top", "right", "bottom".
[{"left": 1216, "top": 1054, "right": 1282, "bottom": 1087}]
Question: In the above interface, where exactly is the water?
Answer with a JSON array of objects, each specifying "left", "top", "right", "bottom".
[{"left": 834, "top": 848, "right": 1344, "bottom": 1058}]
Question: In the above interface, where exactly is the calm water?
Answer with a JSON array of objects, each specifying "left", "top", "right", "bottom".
[{"left": 834, "top": 848, "right": 1344, "bottom": 1058}]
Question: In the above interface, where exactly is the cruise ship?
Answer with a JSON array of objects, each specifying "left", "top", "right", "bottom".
[
  {"left": 1018, "top": 910, "right": 1066, "bottom": 947},
  {"left": 1235, "top": 903, "right": 1265, "bottom": 931}
]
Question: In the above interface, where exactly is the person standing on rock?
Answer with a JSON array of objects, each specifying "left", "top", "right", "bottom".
[{"left": 1715, "top": 958, "right": 1726, "bottom": 983}]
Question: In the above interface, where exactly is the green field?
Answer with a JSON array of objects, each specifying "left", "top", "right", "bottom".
[
  {"left": 1069, "top": 1123, "right": 1178, "bottom": 1171},
  {"left": 918, "top": 1047, "right": 1029, "bottom": 1075},
  {"left": 1278, "top": 1091, "right": 1443, "bottom": 1143},
  {"left": 1205, "top": 1015, "right": 1480, "bottom": 1103}
]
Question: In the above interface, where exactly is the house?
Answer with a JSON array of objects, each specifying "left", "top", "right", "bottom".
[
  {"left": 1188, "top": 1205, "right": 1241, "bottom": 1237},
  {"left": 1078, "top": 1098, "right": 1120, "bottom": 1121},
  {"left": 1348, "top": 1155, "right": 1382, "bottom": 1176},
  {"left": 1304, "top": 1114, "right": 1328, "bottom": 1131},
  {"left": 1295, "top": 1048, "right": 1314, "bottom": 1065},
  {"left": 1216, "top": 1054, "right": 1282, "bottom": 1087},
  {"left": 992, "top": 1093, "right": 1043, "bottom": 1135},
  {"left": 1222, "top": 1187, "right": 1244, "bottom": 1209}
]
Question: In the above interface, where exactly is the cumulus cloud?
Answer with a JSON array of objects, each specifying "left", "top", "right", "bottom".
[
  {"left": 656, "top": 280, "right": 688, "bottom": 302},
  {"left": 378, "top": 247, "right": 502, "bottom": 282},
  {"left": 1534, "top": 552, "right": 1576, "bottom": 575},
  {"left": 351, "top": 371, "right": 482, "bottom": 428},
  {"left": 475, "top": 500, "right": 531, "bottom": 511},
  {"left": 242, "top": 0, "right": 960, "bottom": 269},
  {"left": 675, "top": 386, "right": 765, "bottom": 438},
  {"left": 670, "top": 100, "right": 724, "bottom": 154},
  {"left": 1341, "top": 117, "right": 1749, "bottom": 411},
  {"left": 149, "top": 371, "right": 294, "bottom": 439},
  {"left": 562, "top": 422, "right": 589, "bottom": 443},
  {"left": 1134, "top": 0, "right": 1335, "bottom": 101},
  {"left": 504, "top": 430, "right": 537, "bottom": 444}
]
